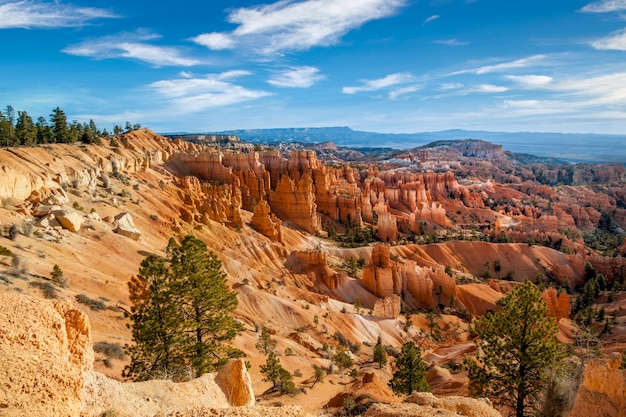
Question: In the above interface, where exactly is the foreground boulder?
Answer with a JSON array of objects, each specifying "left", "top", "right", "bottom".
[
  {"left": 0, "top": 293, "right": 93, "bottom": 417},
  {"left": 364, "top": 392, "right": 501, "bottom": 417},
  {"left": 569, "top": 353, "right": 626, "bottom": 417},
  {"left": 0, "top": 292, "right": 258, "bottom": 417},
  {"left": 215, "top": 359, "right": 255, "bottom": 407},
  {"left": 113, "top": 212, "right": 141, "bottom": 240}
]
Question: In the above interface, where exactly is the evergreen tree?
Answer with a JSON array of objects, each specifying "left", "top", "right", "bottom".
[
  {"left": 256, "top": 327, "right": 277, "bottom": 356},
  {"left": 389, "top": 341, "right": 430, "bottom": 395},
  {"left": 464, "top": 281, "right": 562, "bottom": 417},
  {"left": 50, "top": 107, "right": 69, "bottom": 143},
  {"left": 36, "top": 117, "right": 52, "bottom": 144},
  {"left": 257, "top": 327, "right": 296, "bottom": 395},
  {"left": 15, "top": 111, "right": 36, "bottom": 146},
  {"left": 124, "top": 236, "right": 243, "bottom": 381},
  {"left": 0, "top": 107, "right": 17, "bottom": 147},
  {"left": 124, "top": 254, "right": 186, "bottom": 381},
  {"left": 168, "top": 235, "right": 244, "bottom": 376},
  {"left": 373, "top": 339, "right": 387, "bottom": 370}
]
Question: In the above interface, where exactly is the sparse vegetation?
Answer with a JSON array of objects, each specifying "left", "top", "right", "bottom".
[
  {"left": 94, "top": 341, "right": 127, "bottom": 360},
  {"left": 76, "top": 294, "right": 106, "bottom": 310},
  {"left": 51, "top": 264, "right": 67, "bottom": 288},
  {"left": 258, "top": 328, "right": 296, "bottom": 395}
]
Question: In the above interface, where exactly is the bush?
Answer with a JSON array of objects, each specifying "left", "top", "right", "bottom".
[
  {"left": 94, "top": 341, "right": 127, "bottom": 359},
  {"left": 51, "top": 264, "right": 67, "bottom": 288},
  {"left": 8, "top": 224, "right": 19, "bottom": 240},
  {"left": 0, "top": 246, "right": 13, "bottom": 256},
  {"left": 29, "top": 281, "right": 58, "bottom": 299},
  {"left": 76, "top": 294, "right": 106, "bottom": 310}
]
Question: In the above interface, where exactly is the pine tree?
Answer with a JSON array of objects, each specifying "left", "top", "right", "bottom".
[
  {"left": 373, "top": 338, "right": 387, "bottom": 370},
  {"left": 124, "top": 236, "right": 243, "bottom": 381},
  {"left": 36, "top": 117, "right": 52, "bottom": 144},
  {"left": 464, "top": 281, "right": 563, "bottom": 417},
  {"left": 15, "top": 111, "right": 36, "bottom": 146},
  {"left": 167, "top": 235, "right": 244, "bottom": 376},
  {"left": 257, "top": 327, "right": 296, "bottom": 395},
  {"left": 50, "top": 107, "right": 69, "bottom": 143},
  {"left": 389, "top": 341, "right": 430, "bottom": 395},
  {"left": 124, "top": 254, "right": 186, "bottom": 381}
]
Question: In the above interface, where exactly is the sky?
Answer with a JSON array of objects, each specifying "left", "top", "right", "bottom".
[{"left": 1, "top": 0, "right": 626, "bottom": 135}]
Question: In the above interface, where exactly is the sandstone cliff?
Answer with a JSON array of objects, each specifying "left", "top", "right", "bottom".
[{"left": 569, "top": 353, "right": 626, "bottom": 417}]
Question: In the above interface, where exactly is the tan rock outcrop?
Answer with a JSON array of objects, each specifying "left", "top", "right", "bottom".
[
  {"left": 288, "top": 250, "right": 348, "bottom": 290},
  {"left": 214, "top": 359, "right": 255, "bottom": 407},
  {"left": 569, "top": 353, "right": 626, "bottom": 417},
  {"left": 56, "top": 209, "right": 85, "bottom": 232},
  {"left": 251, "top": 199, "right": 282, "bottom": 242},
  {"left": 404, "top": 392, "right": 501, "bottom": 417},
  {"left": 364, "top": 392, "right": 502, "bottom": 417},
  {"left": 81, "top": 371, "right": 231, "bottom": 417},
  {"left": 113, "top": 212, "right": 141, "bottom": 240},
  {"left": 0, "top": 293, "right": 93, "bottom": 417},
  {"left": 373, "top": 295, "right": 402, "bottom": 318}
]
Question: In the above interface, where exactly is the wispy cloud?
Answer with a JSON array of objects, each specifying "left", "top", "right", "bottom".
[
  {"left": 591, "top": 28, "right": 626, "bottom": 50},
  {"left": 424, "top": 14, "right": 439, "bottom": 24},
  {"left": 554, "top": 72, "right": 626, "bottom": 105},
  {"left": 267, "top": 66, "right": 324, "bottom": 88},
  {"left": 452, "top": 54, "right": 547, "bottom": 75},
  {"left": 149, "top": 72, "right": 271, "bottom": 113},
  {"left": 389, "top": 85, "right": 420, "bottom": 99},
  {"left": 342, "top": 72, "right": 415, "bottom": 94},
  {"left": 434, "top": 38, "right": 469, "bottom": 46},
  {"left": 581, "top": 0, "right": 626, "bottom": 13},
  {"left": 63, "top": 31, "right": 200, "bottom": 67},
  {"left": 469, "top": 84, "right": 508, "bottom": 93},
  {"left": 505, "top": 74, "right": 553, "bottom": 87},
  {"left": 440, "top": 82, "right": 464, "bottom": 90},
  {"left": 0, "top": 0, "right": 117, "bottom": 29},
  {"left": 192, "top": 0, "right": 406, "bottom": 55}
]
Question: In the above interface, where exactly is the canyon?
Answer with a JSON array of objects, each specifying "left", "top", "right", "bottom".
[{"left": 0, "top": 129, "right": 625, "bottom": 416}]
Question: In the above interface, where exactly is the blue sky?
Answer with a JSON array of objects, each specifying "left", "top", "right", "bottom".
[{"left": 1, "top": 0, "right": 626, "bottom": 134}]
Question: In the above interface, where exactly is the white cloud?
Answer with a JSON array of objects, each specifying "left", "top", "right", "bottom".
[
  {"left": 389, "top": 85, "right": 420, "bottom": 99},
  {"left": 591, "top": 28, "right": 626, "bottom": 50},
  {"left": 434, "top": 38, "right": 469, "bottom": 46},
  {"left": 267, "top": 66, "right": 324, "bottom": 88},
  {"left": 63, "top": 32, "right": 200, "bottom": 67},
  {"left": 192, "top": 0, "right": 406, "bottom": 54},
  {"left": 471, "top": 84, "right": 508, "bottom": 93},
  {"left": 581, "top": 0, "right": 626, "bottom": 13},
  {"left": 440, "top": 82, "right": 463, "bottom": 90},
  {"left": 505, "top": 75, "right": 553, "bottom": 87},
  {"left": 554, "top": 72, "right": 626, "bottom": 105},
  {"left": 342, "top": 72, "right": 414, "bottom": 94},
  {"left": 424, "top": 14, "right": 439, "bottom": 24},
  {"left": 149, "top": 72, "right": 271, "bottom": 113},
  {"left": 452, "top": 54, "right": 547, "bottom": 75},
  {"left": 0, "top": 0, "right": 117, "bottom": 29},
  {"left": 192, "top": 32, "right": 235, "bottom": 50}
]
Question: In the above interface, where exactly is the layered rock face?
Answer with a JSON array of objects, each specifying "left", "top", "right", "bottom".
[
  {"left": 251, "top": 199, "right": 282, "bottom": 242},
  {"left": 289, "top": 250, "right": 348, "bottom": 290},
  {"left": 569, "top": 353, "right": 626, "bottom": 417},
  {"left": 362, "top": 244, "right": 457, "bottom": 313},
  {"left": 365, "top": 392, "right": 502, "bottom": 417},
  {"left": 0, "top": 293, "right": 93, "bottom": 417},
  {"left": 0, "top": 292, "right": 256, "bottom": 417}
]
